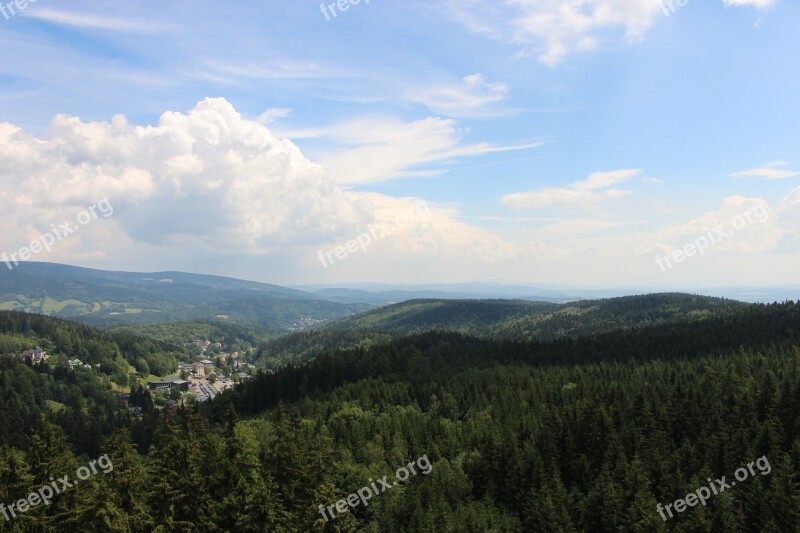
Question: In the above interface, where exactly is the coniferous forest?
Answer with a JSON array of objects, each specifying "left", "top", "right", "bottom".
[
  {"left": 3, "top": 1, "right": 799, "bottom": 530},
  {"left": 0, "top": 298, "right": 799, "bottom": 531}
]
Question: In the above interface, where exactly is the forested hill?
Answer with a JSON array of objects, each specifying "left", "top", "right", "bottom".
[
  {"left": 1, "top": 301, "right": 799, "bottom": 530},
  {"left": 0, "top": 310, "right": 183, "bottom": 377},
  {"left": 0, "top": 310, "right": 181, "bottom": 455},
  {"left": 189, "top": 300, "right": 800, "bottom": 531},
  {"left": 320, "top": 293, "right": 744, "bottom": 337},
  {"left": 0, "top": 262, "right": 370, "bottom": 329},
  {"left": 255, "top": 293, "right": 748, "bottom": 367},
  {"left": 224, "top": 300, "right": 798, "bottom": 418}
]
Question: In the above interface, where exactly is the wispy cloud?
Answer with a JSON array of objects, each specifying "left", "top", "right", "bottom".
[
  {"left": 444, "top": 0, "right": 778, "bottom": 66},
  {"left": 24, "top": 9, "right": 175, "bottom": 32},
  {"left": 502, "top": 169, "right": 641, "bottom": 209},
  {"left": 722, "top": 0, "right": 777, "bottom": 7},
  {"left": 317, "top": 117, "right": 546, "bottom": 185},
  {"left": 200, "top": 60, "right": 344, "bottom": 82},
  {"left": 408, "top": 73, "right": 511, "bottom": 118},
  {"left": 257, "top": 108, "right": 292, "bottom": 124},
  {"left": 730, "top": 161, "right": 800, "bottom": 180}
]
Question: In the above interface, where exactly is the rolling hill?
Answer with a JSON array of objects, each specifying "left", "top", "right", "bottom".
[
  {"left": 255, "top": 293, "right": 749, "bottom": 367},
  {"left": 0, "top": 262, "right": 370, "bottom": 331}
]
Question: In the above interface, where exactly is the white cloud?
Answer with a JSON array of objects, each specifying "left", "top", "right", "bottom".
[
  {"left": 445, "top": 0, "right": 777, "bottom": 65},
  {"left": 722, "top": 0, "right": 776, "bottom": 7},
  {"left": 257, "top": 108, "right": 292, "bottom": 124},
  {"left": 24, "top": 9, "right": 175, "bottom": 32},
  {"left": 314, "top": 117, "right": 545, "bottom": 185},
  {"left": 650, "top": 196, "right": 783, "bottom": 254},
  {"left": 501, "top": 169, "right": 640, "bottom": 209},
  {"left": 776, "top": 186, "right": 800, "bottom": 250},
  {"left": 353, "top": 193, "right": 530, "bottom": 260},
  {"left": 192, "top": 60, "right": 343, "bottom": 85},
  {"left": 0, "top": 99, "right": 546, "bottom": 276},
  {"left": 729, "top": 161, "right": 800, "bottom": 180},
  {"left": 533, "top": 218, "right": 638, "bottom": 238},
  {"left": 0, "top": 98, "right": 374, "bottom": 255},
  {"left": 409, "top": 73, "right": 511, "bottom": 117}
]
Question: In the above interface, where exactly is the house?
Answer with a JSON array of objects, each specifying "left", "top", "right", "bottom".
[
  {"left": 147, "top": 378, "right": 189, "bottom": 392},
  {"left": 238, "top": 372, "right": 253, "bottom": 382},
  {"left": 193, "top": 360, "right": 215, "bottom": 375},
  {"left": 67, "top": 359, "right": 92, "bottom": 370},
  {"left": 21, "top": 347, "right": 48, "bottom": 364}
]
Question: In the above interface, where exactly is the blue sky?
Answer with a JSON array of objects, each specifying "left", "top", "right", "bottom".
[{"left": 0, "top": 0, "right": 798, "bottom": 288}]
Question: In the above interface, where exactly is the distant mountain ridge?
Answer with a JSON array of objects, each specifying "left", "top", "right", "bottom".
[
  {"left": 296, "top": 282, "right": 800, "bottom": 304},
  {"left": 0, "top": 262, "right": 370, "bottom": 331}
]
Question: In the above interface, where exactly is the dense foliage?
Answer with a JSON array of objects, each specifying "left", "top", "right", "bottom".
[
  {"left": 0, "top": 298, "right": 798, "bottom": 531},
  {"left": 258, "top": 293, "right": 748, "bottom": 366},
  {"left": 110, "top": 320, "right": 267, "bottom": 355},
  {"left": 0, "top": 311, "right": 181, "bottom": 377}
]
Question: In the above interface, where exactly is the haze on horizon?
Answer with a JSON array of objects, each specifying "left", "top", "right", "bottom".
[{"left": 1, "top": 0, "right": 798, "bottom": 289}]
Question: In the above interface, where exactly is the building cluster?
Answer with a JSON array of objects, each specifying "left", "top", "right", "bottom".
[
  {"left": 177, "top": 359, "right": 216, "bottom": 378},
  {"left": 20, "top": 347, "right": 48, "bottom": 364},
  {"left": 19, "top": 348, "right": 97, "bottom": 372},
  {"left": 287, "top": 316, "right": 327, "bottom": 332},
  {"left": 191, "top": 339, "right": 223, "bottom": 354},
  {"left": 67, "top": 359, "right": 93, "bottom": 370},
  {"left": 147, "top": 377, "right": 189, "bottom": 392}
]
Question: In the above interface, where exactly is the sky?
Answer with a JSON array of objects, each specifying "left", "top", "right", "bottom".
[{"left": 0, "top": 0, "right": 798, "bottom": 288}]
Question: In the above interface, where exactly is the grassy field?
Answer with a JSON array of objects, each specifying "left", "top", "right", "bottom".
[
  {"left": 137, "top": 374, "right": 163, "bottom": 386},
  {"left": 45, "top": 400, "right": 65, "bottom": 413},
  {"left": 42, "top": 297, "right": 90, "bottom": 314}
]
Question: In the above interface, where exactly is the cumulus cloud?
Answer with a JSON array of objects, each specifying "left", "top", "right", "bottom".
[
  {"left": 360, "top": 193, "right": 536, "bottom": 260},
  {"left": 644, "top": 196, "right": 784, "bottom": 256},
  {"left": 775, "top": 186, "right": 800, "bottom": 250},
  {"left": 0, "top": 98, "right": 374, "bottom": 254},
  {"left": 1, "top": 98, "right": 546, "bottom": 275},
  {"left": 501, "top": 169, "right": 640, "bottom": 209}
]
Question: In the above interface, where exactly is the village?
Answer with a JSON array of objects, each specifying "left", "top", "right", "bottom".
[
  {"left": 19, "top": 338, "right": 258, "bottom": 414},
  {"left": 143, "top": 339, "right": 257, "bottom": 407}
]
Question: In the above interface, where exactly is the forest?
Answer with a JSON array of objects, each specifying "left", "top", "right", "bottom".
[{"left": 0, "top": 299, "right": 798, "bottom": 531}]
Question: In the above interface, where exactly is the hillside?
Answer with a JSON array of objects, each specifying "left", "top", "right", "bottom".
[
  {"left": 0, "top": 262, "right": 371, "bottom": 331},
  {"left": 2, "top": 299, "right": 799, "bottom": 531},
  {"left": 255, "top": 293, "right": 748, "bottom": 367},
  {"left": 200, "top": 301, "right": 800, "bottom": 531}
]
